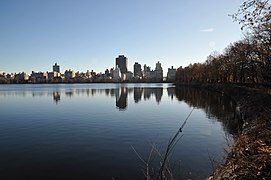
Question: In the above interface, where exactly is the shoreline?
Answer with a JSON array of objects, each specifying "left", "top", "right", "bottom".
[
  {"left": 0, "top": 81, "right": 170, "bottom": 84},
  {"left": 176, "top": 83, "right": 271, "bottom": 179}
]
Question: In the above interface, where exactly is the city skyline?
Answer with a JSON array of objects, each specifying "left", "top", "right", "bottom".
[
  {"left": 0, "top": 0, "right": 243, "bottom": 74},
  {"left": 0, "top": 57, "right": 177, "bottom": 83},
  {"left": 0, "top": 55, "right": 173, "bottom": 76}
]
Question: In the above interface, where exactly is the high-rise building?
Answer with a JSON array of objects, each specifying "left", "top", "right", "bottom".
[
  {"left": 64, "top": 69, "right": 75, "bottom": 79},
  {"left": 143, "top": 64, "right": 151, "bottom": 79},
  {"left": 53, "top": 63, "right": 60, "bottom": 73},
  {"left": 167, "top": 66, "right": 176, "bottom": 82},
  {"left": 115, "top": 55, "right": 128, "bottom": 74},
  {"left": 134, "top": 62, "right": 142, "bottom": 78},
  {"left": 112, "top": 67, "right": 120, "bottom": 81},
  {"left": 155, "top": 61, "right": 163, "bottom": 81}
]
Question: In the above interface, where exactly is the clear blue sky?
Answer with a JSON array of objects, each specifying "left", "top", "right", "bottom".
[{"left": 0, "top": 0, "right": 243, "bottom": 74}]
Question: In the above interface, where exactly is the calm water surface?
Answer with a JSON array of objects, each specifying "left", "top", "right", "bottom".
[{"left": 0, "top": 83, "right": 241, "bottom": 179}]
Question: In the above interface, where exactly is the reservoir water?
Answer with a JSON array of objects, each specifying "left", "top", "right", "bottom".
[{"left": 0, "top": 83, "right": 241, "bottom": 179}]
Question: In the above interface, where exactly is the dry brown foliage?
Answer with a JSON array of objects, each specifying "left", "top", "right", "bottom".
[{"left": 211, "top": 114, "right": 271, "bottom": 180}]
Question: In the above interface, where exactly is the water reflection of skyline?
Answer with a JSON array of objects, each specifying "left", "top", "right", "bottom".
[
  {"left": 0, "top": 86, "right": 242, "bottom": 135},
  {"left": 0, "top": 87, "right": 170, "bottom": 110},
  {"left": 53, "top": 91, "right": 61, "bottom": 104}
]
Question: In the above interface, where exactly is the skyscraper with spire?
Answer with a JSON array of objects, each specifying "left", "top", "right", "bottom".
[{"left": 53, "top": 63, "right": 60, "bottom": 73}]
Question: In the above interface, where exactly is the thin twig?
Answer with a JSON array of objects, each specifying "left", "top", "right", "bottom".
[
  {"left": 131, "top": 145, "right": 147, "bottom": 165},
  {"left": 158, "top": 108, "right": 195, "bottom": 179}
]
